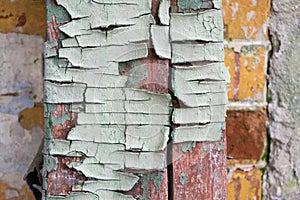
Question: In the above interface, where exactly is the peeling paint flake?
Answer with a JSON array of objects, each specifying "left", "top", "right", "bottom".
[
  {"left": 171, "top": 42, "right": 224, "bottom": 63},
  {"left": 175, "top": 92, "right": 228, "bottom": 107},
  {"left": 151, "top": 25, "right": 171, "bottom": 59},
  {"left": 125, "top": 152, "right": 166, "bottom": 170},
  {"left": 170, "top": 10, "right": 223, "bottom": 42},
  {"left": 59, "top": 43, "right": 148, "bottom": 68},
  {"left": 92, "top": 0, "right": 140, "bottom": 4},
  {"left": 173, "top": 106, "right": 226, "bottom": 124},
  {"left": 56, "top": 0, "right": 152, "bottom": 28},
  {"left": 125, "top": 125, "right": 169, "bottom": 151},
  {"left": 44, "top": 81, "right": 86, "bottom": 103},
  {"left": 61, "top": 38, "right": 79, "bottom": 47},
  {"left": 74, "top": 173, "right": 139, "bottom": 192},
  {"left": 172, "top": 123, "right": 225, "bottom": 143},
  {"left": 72, "top": 159, "right": 122, "bottom": 180},
  {"left": 173, "top": 107, "right": 210, "bottom": 124},
  {"left": 94, "top": 190, "right": 135, "bottom": 200},
  {"left": 67, "top": 125, "right": 125, "bottom": 143},
  {"left": 212, "top": 0, "right": 222, "bottom": 9},
  {"left": 76, "top": 15, "right": 154, "bottom": 47},
  {"left": 59, "top": 18, "right": 92, "bottom": 37},
  {"left": 172, "top": 63, "right": 230, "bottom": 83},
  {"left": 44, "top": 41, "right": 58, "bottom": 58},
  {"left": 46, "top": 193, "right": 98, "bottom": 200},
  {"left": 158, "top": 0, "right": 170, "bottom": 25},
  {"left": 77, "top": 113, "right": 169, "bottom": 125}
]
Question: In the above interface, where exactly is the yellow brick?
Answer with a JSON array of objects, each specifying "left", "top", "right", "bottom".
[
  {"left": 228, "top": 169, "right": 262, "bottom": 200},
  {"left": 0, "top": 0, "right": 46, "bottom": 37},
  {"left": 0, "top": 182, "right": 34, "bottom": 200},
  {"left": 225, "top": 46, "right": 267, "bottom": 101},
  {"left": 223, "top": 0, "right": 270, "bottom": 41}
]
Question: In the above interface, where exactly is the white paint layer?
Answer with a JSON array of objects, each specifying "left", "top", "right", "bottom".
[
  {"left": 172, "top": 123, "right": 225, "bottom": 143},
  {"left": 59, "top": 43, "right": 148, "bottom": 68},
  {"left": 172, "top": 42, "right": 224, "bottom": 63},
  {"left": 151, "top": 25, "right": 171, "bottom": 59},
  {"left": 170, "top": 10, "right": 223, "bottom": 42},
  {"left": 159, "top": 0, "right": 170, "bottom": 25},
  {"left": 44, "top": 81, "right": 86, "bottom": 103}
]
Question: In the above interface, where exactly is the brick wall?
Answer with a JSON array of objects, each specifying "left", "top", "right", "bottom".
[
  {"left": 223, "top": 0, "right": 271, "bottom": 199},
  {"left": 0, "top": 0, "right": 272, "bottom": 199}
]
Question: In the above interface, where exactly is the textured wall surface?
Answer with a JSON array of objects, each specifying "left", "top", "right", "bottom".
[
  {"left": 0, "top": 0, "right": 46, "bottom": 199},
  {"left": 0, "top": 33, "right": 44, "bottom": 199},
  {"left": 264, "top": 0, "right": 300, "bottom": 199}
]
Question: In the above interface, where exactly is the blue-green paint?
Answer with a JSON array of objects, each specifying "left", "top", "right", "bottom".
[
  {"left": 46, "top": 0, "right": 70, "bottom": 24},
  {"left": 178, "top": 0, "right": 213, "bottom": 12},
  {"left": 140, "top": 172, "right": 163, "bottom": 199},
  {"left": 179, "top": 172, "right": 188, "bottom": 185},
  {"left": 182, "top": 142, "right": 196, "bottom": 153}
]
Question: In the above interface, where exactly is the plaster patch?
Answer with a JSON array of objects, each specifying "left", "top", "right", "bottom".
[{"left": 0, "top": 33, "right": 43, "bottom": 102}]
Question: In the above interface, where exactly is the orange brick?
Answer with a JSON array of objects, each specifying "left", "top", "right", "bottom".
[
  {"left": 226, "top": 110, "right": 266, "bottom": 160},
  {"left": 0, "top": 0, "right": 46, "bottom": 37},
  {"left": 0, "top": 182, "right": 34, "bottom": 200},
  {"left": 228, "top": 169, "right": 262, "bottom": 200},
  {"left": 223, "top": 0, "right": 270, "bottom": 41},
  {"left": 225, "top": 46, "right": 267, "bottom": 101}
]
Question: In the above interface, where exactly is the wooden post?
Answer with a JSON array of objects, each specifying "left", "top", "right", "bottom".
[{"left": 43, "top": 0, "right": 228, "bottom": 199}]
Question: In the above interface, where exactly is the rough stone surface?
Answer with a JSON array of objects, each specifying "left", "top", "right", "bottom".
[
  {"left": 226, "top": 110, "right": 266, "bottom": 160},
  {"left": 264, "top": 1, "right": 300, "bottom": 199}
]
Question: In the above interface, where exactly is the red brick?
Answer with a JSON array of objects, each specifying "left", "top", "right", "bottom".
[{"left": 226, "top": 110, "right": 266, "bottom": 160}]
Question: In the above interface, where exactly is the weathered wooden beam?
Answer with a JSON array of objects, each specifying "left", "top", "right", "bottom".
[{"left": 44, "top": 0, "right": 228, "bottom": 199}]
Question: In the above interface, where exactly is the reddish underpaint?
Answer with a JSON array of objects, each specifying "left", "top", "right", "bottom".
[
  {"left": 125, "top": 171, "right": 168, "bottom": 199},
  {"left": 50, "top": 105, "right": 75, "bottom": 140},
  {"left": 48, "top": 105, "right": 79, "bottom": 195},
  {"left": 152, "top": 0, "right": 160, "bottom": 24},
  {"left": 47, "top": 157, "right": 87, "bottom": 196},
  {"left": 139, "top": 58, "right": 169, "bottom": 94},
  {"left": 47, "top": 16, "right": 59, "bottom": 41},
  {"left": 172, "top": 130, "right": 227, "bottom": 200},
  {"left": 123, "top": 43, "right": 169, "bottom": 197},
  {"left": 233, "top": 52, "right": 241, "bottom": 101}
]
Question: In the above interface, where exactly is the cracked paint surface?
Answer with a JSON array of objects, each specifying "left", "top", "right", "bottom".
[{"left": 44, "top": 0, "right": 227, "bottom": 199}]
